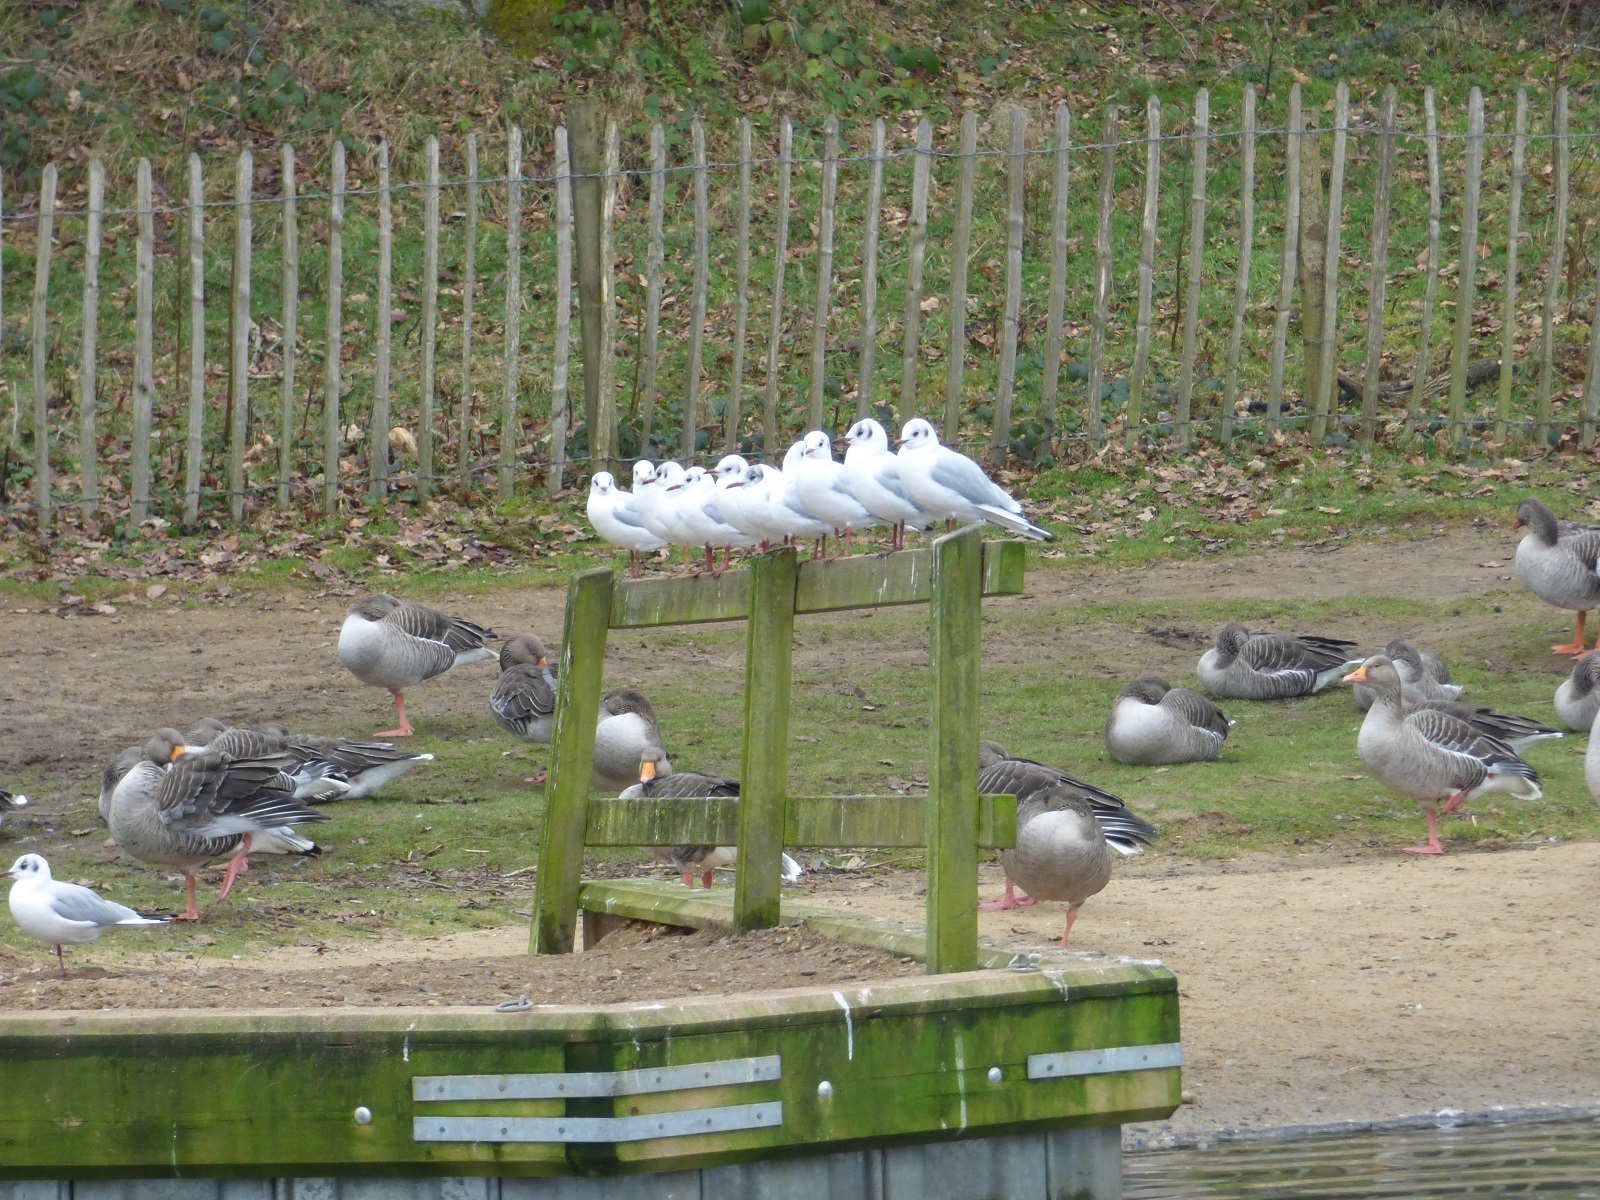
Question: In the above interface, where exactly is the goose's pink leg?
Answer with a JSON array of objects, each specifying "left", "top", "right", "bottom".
[
  {"left": 979, "top": 876, "right": 1035, "bottom": 910},
  {"left": 218, "top": 834, "right": 254, "bottom": 901},
  {"left": 1058, "top": 906, "right": 1082, "bottom": 948},
  {"left": 173, "top": 875, "right": 203, "bottom": 922},
  {"left": 377, "top": 692, "right": 415, "bottom": 737},
  {"left": 1553, "top": 610, "right": 1589, "bottom": 657},
  {"left": 1403, "top": 807, "right": 1445, "bottom": 855}
]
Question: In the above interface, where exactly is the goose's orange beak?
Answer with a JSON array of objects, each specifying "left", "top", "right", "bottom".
[
  {"left": 1511, "top": 517, "right": 1525, "bottom": 529},
  {"left": 169, "top": 745, "right": 187, "bottom": 762},
  {"left": 639, "top": 760, "right": 657, "bottom": 782},
  {"left": 1342, "top": 665, "right": 1369, "bottom": 683}
]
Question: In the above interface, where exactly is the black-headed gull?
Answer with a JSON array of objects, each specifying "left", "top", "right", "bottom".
[
  {"left": 774, "top": 442, "right": 837, "bottom": 556},
  {"left": 792, "top": 430, "right": 880, "bottom": 555},
  {"left": 4, "top": 853, "right": 169, "bottom": 977},
  {"left": 894, "top": 418, "right": 1053, "bottom": 541},
  {"left": 677, "top": 466, "right": 756, "bottom": 573},
  {"left": 338, "top": 594, "right": 497, "bottom": 736},
  {"left": 0, "top": 787, "right": 26, "bottom": 830},
  {"left": 842, "top": 418, "right": 940, "bottom": 551},
  {"left": 588, "top": 470, "right": 665, "bottom": 578}
]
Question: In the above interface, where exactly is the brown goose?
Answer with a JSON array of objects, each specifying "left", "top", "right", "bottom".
[
  {"left": 337, "top": 593, "right": 497, "bottom": 736},
  {"left": 108, "top": 729, "right": 329, "bottom": 920},
  {"left": 1345, "top": 657, "right": 1541, "bottom": 856},
  {"left": 1104, "top": 677, "right": 1231, "bottom": 765},
  {"left": 1353, "top": 640, "right": 1462, "bottom": 711},
  {"left": 1197, "top": 624, "right": 1363, "bottom": 700},
  {"left": 981, "top": 785, "right": 1113, "bottom": 948},
  {"left": 1555, "top": 655, "right": 1600, "bottom": 733},
  {"left": 592, "top": 687, "right": 673, "bottom": 791},
  {"left": 618, "top": 748, "right": 801, "bottom": 887},
  {"left": 490, "top": 635, "right": 559, "bottom": 745},
  {"left": 1512, "top": 497, "right": 1600, "bottom": 657}
]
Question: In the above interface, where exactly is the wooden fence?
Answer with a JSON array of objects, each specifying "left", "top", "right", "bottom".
[{"left": 2, "top": 82, "right": 1599, "bottom": 527}]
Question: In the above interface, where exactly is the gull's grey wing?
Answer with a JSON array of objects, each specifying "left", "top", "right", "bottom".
[
  {"left": 928, "top": 452, "right": 1012, "bottom": 507},
  {"left": 48, "top": 885, "right": 144, "bottom": 926}
]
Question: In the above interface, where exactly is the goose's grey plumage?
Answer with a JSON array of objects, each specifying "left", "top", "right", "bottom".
[
  {"left": 1404, "top": 699, "right": 1561, "bottom": 753},
  {"left": 1353, "top": 640, "right": 1462, "bottom": 710},
  {"left": 490, "top": 635, "right": 559, "bottom": 744},
  {"left": 1587, "top": 708, "right": 1600, "bottom": 805},
  {"left": 976, "top": 742, "right": 1158, "bottom": 855},
  {"left": 1513, "top": 497, "right": 1600, "bottom": 657},
  {"left": 1347, "top": 657, "right": 1541, "bottom": 856},
  {"left": 108, "top": 729, "right": 329, "bottom": 920},
  {"left": 3, "top": 854, "right": 169, "bottom": 977},
  {"left": 263, "top": 725, "right": 434, "bottom": 798},
  {"left": 1197, "top": 623, "right": 1363, "bottom": 700},
  {"left": 1105, "top": 677, "right": 1231, "bottom": 765},
  {"left": 617, "top": 749, "right": 801, "bottom": 887},
  {"left": 337, "top": 593, "right": 498, "bottom": 735},
  {"left": 592, "top": 687, "right": 673, "bottom": 791},
  {"left": 1555, "top": 655, "right": 1600, "bottom": 733},
  {"left": 978, "top": 785, "right": 1114, "bottom": 948},
  {"left": 182, "top": 720, "right": 350, "bottom": 803}
]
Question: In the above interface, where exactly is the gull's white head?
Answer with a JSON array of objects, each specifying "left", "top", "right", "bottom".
[
  {"left": 657, "top": 461, "right": 687, "bottom": 491},
  {"left": 714, "top": 454, "right": 749, "bottom": 481},
  {"left": 2, "top": 854, "right": 49, "bottom": 882},
  {"left": 897, "top": 418, "right": 939, "bottom": 450},
  {"left": 717, "top": 467, "right": 746, "bottom": 492},
  {"left": 801, "top": 430, "right": 834, "bottom": 461},
  {"left": 742, "top": 463, "right": 773, "bottom": 492},
  {"left": 590, "top": 471, "right": 617, "bottom": 496},
  {"left": 632, "top": 460, "right": 657, "bottom": 487},
  {"left": 782, "top": 440, "right": 807, "bottom": 472},
  {"left": 684, "top": 465, "right": 708, "bottom": 486},
  {"left": 845, "top": 419, "right": 889, "bottom": 452}
]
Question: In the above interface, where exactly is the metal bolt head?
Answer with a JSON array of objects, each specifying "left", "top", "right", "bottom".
[
  {"left": 353, "top": 1106, "right": 373, "bottom": 1126},
  {"left": 988, "top": 1066, "right": 1003, "bottom": 1084},
  {"left": 817, "top": 1080, "right": 833, "bottom": 1099}
]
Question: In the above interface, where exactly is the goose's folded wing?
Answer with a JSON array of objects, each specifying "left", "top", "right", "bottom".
[
  {"left": 641, "top": 772, "right": 741, "bottom": 799},
  {"left": 390, "top": 600, "right": 495, "bottom": 653},
  {"left": 491, "top": 666, "right": 557, "bottom": 725},
  {"left": 1562, "top": 528, "right": 1600, "bottom": 573},
  {"left": 1243, "top": 632, "right": 1355, "bottom": 673},
  {"left": 1163, "top": 687, "right": 1231, "bottom": 737},
  {"left": 1404, "top": 708, "right": 1520, "bottom": 765}
]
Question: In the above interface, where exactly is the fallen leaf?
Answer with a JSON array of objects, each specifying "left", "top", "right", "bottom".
[
  {"left": 146, "top": 584, "right": 167, "bottom": 599},
  {"left": 1317, "top": 506, "right": 1342, "bottom": 515},
  {"left": 1478, "top": 561, "right": 1501, "bottom": 568}
]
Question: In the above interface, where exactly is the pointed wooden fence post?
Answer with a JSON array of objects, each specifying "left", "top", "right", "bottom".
[
  {"left": 1408, "top": 89, "right": 1443, "bottom": 438},
  {"left": 532, "top": 567, "right": 615, "bottom": 955},
  {"left": 762, "top": 117, "right": 793, "bottom": 455},
  {"left": 1174, "top": 90, "right": 1208, "bottom": 447},
  {"left": 277, "top": 145, "right": 298, "bottom": 510},
  {"left": 857, "top": 118, "right": 886, "bottom": 420},
  {"left": 79, "top": 158, "right": 104, "bottom": 516},
  {"left": 228, "top": 149, "right": 253, "bottom": 522},
  {"left": 184, "top": 154, "right": 207, "bottom": 524},
  {"left": 809, "top": 116, "right": 840, "bottom": 433},
  {"left": 548, "top": 127, "right": 574, "bottom": 498},
  {"left": 1220, "top": 86, "right": 1257, "bottom": 445},
  {"left": 131, "top": 158, "right": 155, "bottom": 525},
  {"left": 324, "top": 140, "right": 345, "bottom": 513},
  {"left": 1495, "top": 89, "right": 1528, "bottom": 446},
  {"left": 1129, "top": 95, "right": 1162, "bottom": 446},
  {"left": 371, "top": 140, "right": 392, "bottom": 504},
  {"left": 1087, "top": 106, "right": 1118, "bottom": 448},
  {"left": 1359, "top": 87, "right": 1398, "bottom": 457},
  {"left": 900, "top": 119, "right": 932, "bottom": 432},
  {"left": 729, "top": 117, "right": 754, "bottom": 449},
  {"left": 991, "top": 106, "right": 1027, "bottom": 465},
  {"left": 1535, "top": 88, "right": 1569, "bottom": 448},
  {"left": 30, "top": 163, "right": 56, "bottom": 525},
  {"left": 735, "top": 548, "right": 798, "bottom": 932},
  {"left": 1266, "top": 85, "right": 1302, "bottom": 433},
  {"left": 926, "top": 525, "right": 982, "bottom": 975},
  {"left": 419, "top": 135, "right": 440, "bottom": 497},
  {"left": 498, "top": 125, "right": 523, "bottom": 500},
  {"left": 1310, "top": 82, "right": 1349, "bottom": 445},
  {"left": 1039, "top": 103, "right": 1070, "bottom": 454},
  {"left": 1448, "top": 88, "right": 1486, "bottom": 448},
  {"left": 944, "top": 111, "right": 978, "bottom": 440},
  {"left": 685, "top": 117, "right": 710, "bottom": 461},
  {"left": 459, "top": 132, "right": 478, "bottom": 489}
]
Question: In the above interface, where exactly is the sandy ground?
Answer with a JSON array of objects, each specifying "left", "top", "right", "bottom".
[{"left": 3, "top": 524, "right": 1596, "bottom": 1139}]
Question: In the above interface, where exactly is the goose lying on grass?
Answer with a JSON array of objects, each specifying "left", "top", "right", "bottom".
[
  {"left": 1105, "top": 677, "right": 1232, "bottom": 765},
  {"left": 1197, "top": 624, "right": 1363, "bottom": 700}
]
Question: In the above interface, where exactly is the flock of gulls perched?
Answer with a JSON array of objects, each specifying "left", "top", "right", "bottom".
[{"left": 3, "top": 474, "right": 1598, "bottom": 972}]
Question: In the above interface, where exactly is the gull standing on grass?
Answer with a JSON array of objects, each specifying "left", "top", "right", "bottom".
[
  {"left": 587, "top": 471, "right": 665, "bottom": 578},
  {"left": 338, "top": 594, "right": 497, "bottom": 736},
  {"left": 894, "top": 418, "right": 1054, "bottom": 541},
  {"left": 843, "top": 418, "right": 939, "bottom": 551},
  {"left": 4, "top": 854, "right": 169, "bottom": 978},
  {"left": 792, "top": 430, "right": 880, "bottom": 555}
]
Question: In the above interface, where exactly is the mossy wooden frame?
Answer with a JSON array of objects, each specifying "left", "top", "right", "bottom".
[{"left": 531, "top": 528, "right": 1027, "bottom": 973}]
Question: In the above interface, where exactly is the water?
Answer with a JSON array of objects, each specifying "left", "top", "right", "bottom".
[{"left": 1125, "top": 1116, "right": 1600, "bottom": 1198}]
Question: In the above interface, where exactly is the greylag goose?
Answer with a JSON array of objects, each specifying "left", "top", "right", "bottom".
[
  {"left": 976, "top": 742, "right": 1157, "bottom": 919},
  {"left": 490, "top": 635, "right": 558, "bottom": 745},
  {"left": 981, "top": 786, "right": 1112, "bottom": 948},
  {"left": 1512, "top": 497, "right": 1600, "bottom": 656},
  {"left": 1104, "top": 677, "right": 1231, "bottom": 765},
  {"left": 1344, "top": 657, "right": 1542, "bottom": 856},
  {"left": 0, "top": 787, "right": 26, "bottom": 830},
  {"left": 1555, "top": 655, "right": 1600, "bottom": 733},
  {"left": 1586, "top": 709, "right": 1600, "bottom": 804},
  {"left": 3, "top": 854, "right": 168, "bottom": 977},
  {"left": 1353, "top": 640, "right": 1462, "bottom": 711},
  {"left": 619, "top": 748, "right": 802, "bottom": 887},
  {"left": 1197, "top": 624, "right": 1362, "bottom": 700},
  {"left": 1407, "top": 699, "right": 1561, "bottom": 753},
  {"left": 108, "top": 729, "right": 328, "bottom": 920},
  {"left": 592, "top": 687, "right": 672, "bottom": 791},
  {"left": 183, "top": 719, "right": 350, "bottom": 802},
  {"left": 337, "top": 593, "right": 497, "bottom": 735},
  {"left": 185, "top": 718, "right": 432, "bottom": 800}
]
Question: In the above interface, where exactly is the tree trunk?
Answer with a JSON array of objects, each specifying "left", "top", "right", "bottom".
[{"left": 1296, "top": 114, "right": 1327, "bottom": 416}]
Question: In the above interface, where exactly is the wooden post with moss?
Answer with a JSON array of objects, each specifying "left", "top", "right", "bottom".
[{"left": 736, "top": 547, "right": 797, "bottom": 931}]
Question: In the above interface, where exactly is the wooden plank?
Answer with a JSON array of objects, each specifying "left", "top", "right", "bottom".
[
  {"left": 685, "top": 116, "right": 710, "bottom": 461},
  {"left": 1310, "top": 82, "right": 1349, "bottom": 443},
  {"left": 499, "top": 124, "right": 523, "bottom": 500},
  {"left": 459, "top": 132, "right": 478, "bottom": 488},
  {"left": 1266, "top": 85, "right": 1302, "bottom": 432},
  {"left": 79, "top": 157, "right": 103, "bottom": 516},
  {"left": 1087, "top": 105, "right": 1118, "bottom": 447},
  {"left": 1359, "top": 87, "right": 1398, "bottom": 456},
  {"left": 926, "top": 525, "right": 981, "bottom": 975},
  {"left": 1536, "top": 88, "right": 1569, "bottom": 447},
  {"left": 1038, "top": 103, "right": 1070, "bottom": 453},
  {"left": 1408, "top": 88, "right": 1442, "bottom": 437},
  {"left": 1174, "top": 91, "right": 1209, "bottom": 446},
  {"left": 131, "top": 157, "right": 155, "bottom": 525},
  {"left": 371, "top": 141, "right": 392, "bottom": 504},
  {"left": 585, "top": 793, "right": 1017, "bottom": 849},
  {"left": 1220, "top": 86, "right": 1257, "bottom": 445},
  {"left": 944, "top": 110, "right": 978, "bottom": 440},
  {"left": 728, "top": 117, "right": 753, "bottom": 449},
  {"left": 1128, "top": 96, "right": 1162, "bottom": 447},
  {"left": 991, "top": 105, "right": 1028, "bottom": 465},
  {"left": 735, "top": 548, "right": 797, "bottom": 931},
  {"left": 30, "top": 163, "right": 56, "bottom": 524},
  {"left": 548, "top": 126, "right": 573, "bottom": 498},
  {"left": 183, "top": 153, "right": 206, "bottom": 523},
  {"left": 1448, "top": 88, "right": 1485, "bottom": 447},
  {"left": 808, "top": 116, "right": 841, "bottom": 432},
  {"left": 277, "top": 144, "right": 297, "bottom": 510},
  {"left": 1496, "top": 88, "right": 1528, "bottom": 445},
  {"left": 639, "top": 123, "right": 666, "bottom": 451},
  {"left": 420, "top": 134, "right": 440, "bottom": 497},
  {"left": 597, "top": 118, "right": 621, "bottom": 473},
  {"left": 900, "top": 118, "right": 932, "bottom": 431},
  {"left": 856, "top": 118, "right": 886, "bottom": 419},
  {"left": 324, "top": 139, "right": 345, "bottom": 512},
  {"left": 761, "top": 117, "right": 793, "bottom": 454},
  {"left": 532, "top": 568, "right": 616, "bottom": 955},
  {"left": 227, "top": 149, "right": 253, "bottom": 522}
]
